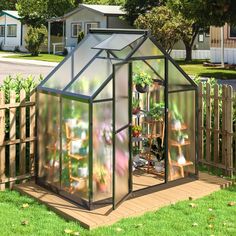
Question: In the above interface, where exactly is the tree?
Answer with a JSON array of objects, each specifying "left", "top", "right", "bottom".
[
  {"left": 83, "top": 0, "right": 125, "bottom": 5},
  {"left": 25, "top": 25, "right": 47, "bottom": 56},
  {"left": 0, "top": 0, "right": 17, "bottom": 11},
  {"left": 16, "top": 0, "right": 77, "bottom": 26},
  {"left": 123, "top": 0, "right": 166, "bottom": 26},
  {"left": 135, "top": 6, "right": 186, "bottom": 53}
]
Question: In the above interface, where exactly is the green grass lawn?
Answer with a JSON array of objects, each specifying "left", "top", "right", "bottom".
[
  {"left": 178, "top": 60, "right": 236, "bottom": 80},
  {"left": 1, "top": 184, "right": 236, "bottom": 236},
  {"left": 5, "top": 53, "right": 64, "bottom": 63}
]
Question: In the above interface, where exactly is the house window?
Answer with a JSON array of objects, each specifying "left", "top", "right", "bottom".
[
  {"left": 85, "top": 22, "right": 99, "bottom": 34},
  {"left": 71, "top": 23, "right": 82, "bottom": 38},
  {"left": 205, "top": 27, "right": 210, "bottom": 37},
  {"left": 198, "top": 31, "right": 204, "bottom": 42},
  {"left": 0, "top": 25, "right": 5, "bottom": 37},
  {"left": 229, "top": 25, "right": 236, "bottom": 38},
  {"left": 7, "top": 25, "right": 17, "bottom": 37}
]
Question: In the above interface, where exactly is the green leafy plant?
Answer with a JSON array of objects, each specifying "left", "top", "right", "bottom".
[
  {"left": 147, "top": 102, "right": 164, "bottom": 121},
  {"left": 133, "top": 71, "right": 153, "bottom": 87},
  {"left": 132, "top": 97, "right": 141, "bottom": 114},
  {"left": 171, "top": 104, "right": 183, "bottom": 122},
  {"left": 176, "top": 131, "right": 189, "bottom": 142},
  {"left": 132, "top": 125, "right": 142, "bottom": 137},
  {"left": 77, "top": 31, "right": 84, "bottom": 44},
  {"left": 25, "top": 25, "right": 47, "bottom": 56}
]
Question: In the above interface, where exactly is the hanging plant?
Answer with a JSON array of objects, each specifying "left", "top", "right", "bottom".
[{"left": 133, "top": 71, "right": 153, "bottom": 93}]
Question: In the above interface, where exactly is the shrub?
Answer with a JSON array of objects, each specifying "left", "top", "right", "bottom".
[
  {"left": 77, "top": 31, "right": 84, "bottom": 44},
  {"left": 25, "top": 25, "right": 47, "bottom": 56}
]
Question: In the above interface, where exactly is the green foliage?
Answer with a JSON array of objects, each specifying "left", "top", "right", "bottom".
[
  {"left": 132, "top": 97, "right": 140, "bottom": 109},
  {"left": 77, "top": 31, "right": 84, "bottom": 44},
  {"left": 135, "top": 6, "right": 187, "bottom": 53},
  {"left": 83, "top": 0, "right": 125, "bottom": 5},
  {"left": 133, "top": 71, "right": 153, "bottom": 87},
  {"left": 0, "top": 0, "right": 17, "bottom": 11},
  {"left": 25, "top": 25, "right": 47, "bottom": 56},
  {"left": 146, "top": 102, "right": 165, "bottom": 121},
  {"left": 132, "top": 125, "right": 142, "bottom": 132},
  {"left": 123, "top": 0, "right": 165, "bottom": 25},
  {"left": 16, "top": 0, "right": 77, "bottom": 26}
]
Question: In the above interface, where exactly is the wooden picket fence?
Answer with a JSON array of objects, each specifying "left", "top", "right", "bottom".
[
  {"left": 0, "top": 90, "right": 36, "bottom": 190},
  {"left": 198, "top": 82, "right": 235, "bottom": 176}
]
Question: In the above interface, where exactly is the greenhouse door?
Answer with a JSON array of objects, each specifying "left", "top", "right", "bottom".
[{"left": 113, "top": 62, "right": 132, "bottom": 209}]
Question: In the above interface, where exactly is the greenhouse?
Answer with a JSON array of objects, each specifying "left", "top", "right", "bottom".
[{"left": 36, "top": 29, "right": 198, "bottom": 210}]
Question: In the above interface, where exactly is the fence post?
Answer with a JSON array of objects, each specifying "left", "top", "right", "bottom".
[
  {"left": 9, "top": 91, "right": 16, "bottom": 188},
  {"left": 0, "top": 91, "right": 5, "bottom": 190},
  {"left": 226, "top": 86, "right": 233, "bottom": 177},
  {"left": 222, "top": 85, "right": 227, "bottom": 167},
  {"left": 30, "top": 92, "right": 36, "bottom": 175},
  {"left": 213, "top": 84, "right": 219, "bottom": 164},
  {"left": 20, "top": 90, "right": 26, "bottom": 175},
  {"left": 198, "top": 83, "right": 203, "bottom": 162},
  {"left": 206, "top": 83, "right": 211, "bottom": 164}
]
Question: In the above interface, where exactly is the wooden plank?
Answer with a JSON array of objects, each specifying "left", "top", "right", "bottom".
[
  {"left": 0, "top": 101, "right": 35, "bottom": 110},
  {"left": 205, "top": 83, "right": 211, "bottom": 163},
  {"left": 198, "top": 83, "right": 203, "bottom": 161},
  {"left": 20, "top": 90, "right": 26, "bottom": 175},
  {"left": 222, "top": 85, "right": 227, "bottom": 166},
  {"left": 213, "top": 84, "right": 219, "bottom": 163},
  {"left": 0, "top": 136, "right": 36, "bottom": 147},
  {"left": 0, "top": 91, "right": 5, "bottom": 190},
  {"left": 226, "top": 86, "right": 233, "bottom": 177},
  {"left": 30, "top": 92, "right": 35, "bottom": 175},
  {"left": 9, "top": 91, "right": 16, "bottom": 188}
]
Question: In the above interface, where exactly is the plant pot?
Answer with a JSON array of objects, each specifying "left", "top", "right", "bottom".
[
  {"left": 177, "top": 137, "right": 185, "bottom": 145},
  {"left": 132, "top": 131, "right": 141, "bottom": 137},
  {"left": 78, "top": 167, "right": 88, "bottom": 177},
  {"left": 177, "top": 154, "right": 186, "bottom": 165},
  {"left": 136, "top": 84, "right": 149, "bottom": 93},
  {"left": 172, "top": 120, "right": 182, "bottom": 130},
  {"left": 97, "top": 182, "right": 107, "bottom": 192},
  {"left": 132, "top": 107, "right": 141, "bottom": 115},
  {"left": 154, "top": 162, "right": 164, "bottom": 172}
]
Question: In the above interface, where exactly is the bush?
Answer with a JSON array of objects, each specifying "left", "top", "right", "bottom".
[
  {"left": 77, "top": 31, "right": 84, "bottom": 44},
  {"left": 25, "top": 25, "right": 47, "bottom": 56}
]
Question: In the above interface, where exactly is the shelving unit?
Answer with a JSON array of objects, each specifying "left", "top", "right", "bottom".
[{"left": 65, "top": 123, "right": 88, "bottom": 193}]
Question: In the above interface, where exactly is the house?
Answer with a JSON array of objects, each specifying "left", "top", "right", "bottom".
[
  {"left": 0, "top": 10, "right": 27, "bottom": 51},
  {"left": 171, "top": 30, "right": 210, "bottom": 60},
  {"left": 47, "top": 4, "right": 131, "bottom": 53},
  {"left": 210, "top": 23, "right": 236, "bottom": 64}
]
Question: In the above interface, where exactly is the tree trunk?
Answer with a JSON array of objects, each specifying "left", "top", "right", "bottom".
[{"left": 184, "top": 43, "right": 192, "bottom": 62}]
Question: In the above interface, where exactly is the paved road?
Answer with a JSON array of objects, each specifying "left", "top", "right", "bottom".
[{"left": 0, "top": 61, "right": 55, "bottom": 84}]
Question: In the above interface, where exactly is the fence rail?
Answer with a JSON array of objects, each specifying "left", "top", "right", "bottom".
[
  {"left": 198, "top": 82, "right": 235, "bottom": 176},
  {"left": 0, "top": 90, "right": 36, "bottom": 190}
]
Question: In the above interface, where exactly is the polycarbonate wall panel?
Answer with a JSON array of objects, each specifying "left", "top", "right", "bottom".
[
  {"left": 61, "top": 98, "right": 89, "bottom": 200},
  {"left": 37, "top": 92, "right": 60, "bottom": 187},
  {"left": 132, "top": 38, "right": 163, "bottom": 58},
  {"left": 115, "top": 63, "right": 129, "bottom": 130},
  {"left": 93, "top": 34, "right": 143, "bottom": 50},
  {"left": 114, "top": 128, "right": 129, "bottom": 205},
  {"left": 168, "top": 60, "right": 192, "bottom": 91},
  {"left": 92, "top": 102, "right": 113, "bottom": 202},
  {"left": 168, "top": 90, "right": 196, "bottom": 181},
  {"left": 94, "top": 79, "right": 112, "bottom": 100},
  {"left": 66, "top": 58, "right": 113, "bottom": 96}
]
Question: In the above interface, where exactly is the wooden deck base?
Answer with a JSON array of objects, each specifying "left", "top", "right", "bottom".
[{"left": 14, "top": 172, "right": 232, "bottom": 230}]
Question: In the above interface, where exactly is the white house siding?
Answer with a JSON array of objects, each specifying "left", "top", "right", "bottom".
[
  {"left": 0, "top": 14, "right": 22, "bottom": 50},
  {"left": 210, "top": 47, "right": 236, "bottom": 64},
  {"left": 65, "top": 8, "right": 107, "bottom": 47},
  {"left": 171, "top": 50, "right": 210, "bottom": 60}
]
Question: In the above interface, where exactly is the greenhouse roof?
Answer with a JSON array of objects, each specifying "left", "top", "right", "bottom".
[{"left": 38, "top": 28, "right": 197, "bottom": 101}]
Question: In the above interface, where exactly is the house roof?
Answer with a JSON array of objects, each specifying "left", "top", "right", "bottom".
[
  {"left": 0, "top": 10, "right": 21, "bottom": 20},
  {"left": 48, "top": 4, "right": 125, "bottom": 22}
]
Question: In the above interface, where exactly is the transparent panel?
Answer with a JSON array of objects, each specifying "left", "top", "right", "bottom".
[
  {"left": 168, "top": 90, "right": 196, "bottom": 181},
  {"left": 132, "top": 38, "right": 163, "bottom": 58},
  {"left": 114, "top": 128, "right": 129, "bottom": 205},
  {"left": 93, "top": 34, "right": 143, "bottom": 51},
  {"left": 42, "top": 33, "right": 111, "bottom": 90},
  {"left": 43, "top": 57, "right": 72, "bottom": 90},
  {"left": 115, "top": 63, "right": 129, "bottom": 130},
  {"left": 168, "top": 60, "right": 192, "bottom": 91},
  {"left": 93, "top": 102, "right": 113, "bottom": 202},
  {"left": 66, "top": 58, "right": 112, "bottom": 96},
  {"left": 61, "top": 98, "right": 89, "bottom": 200},
  {"left": 37, "top": 93, "right": 60, "bottom": 187},
  {"left": 94, "top": 79, "right": 113, "bottom": 100}
]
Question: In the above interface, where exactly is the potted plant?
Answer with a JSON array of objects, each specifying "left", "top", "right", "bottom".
[
  {"left": 176, "top": 131, "right": 188, "bottom": 145},
  {"left": 132, "top": 146, "right": 140, "bottom": 162},
  {"left": 95, "top": 167, "right": 108, "bottom": 192},
  {"left": 132, "top": 97, "right": 141, "bottom": 115},
  {"left": 177, "top": 154, "right": 186, "bottom": 165},
  {"left": 78, "top": 162, "right": 88, "bottom": 177},
  {"left": 133, "top": 71, "right": 153, "bottom": 93},
  {"left": 146, "top": 102, "right": 164, "bottom": 121},
  {"left": 132, "top": 125, "right": 142, "bottom": 137},
  {"left": 171, "top": 104, "right": 183, "bottom": 130}
]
